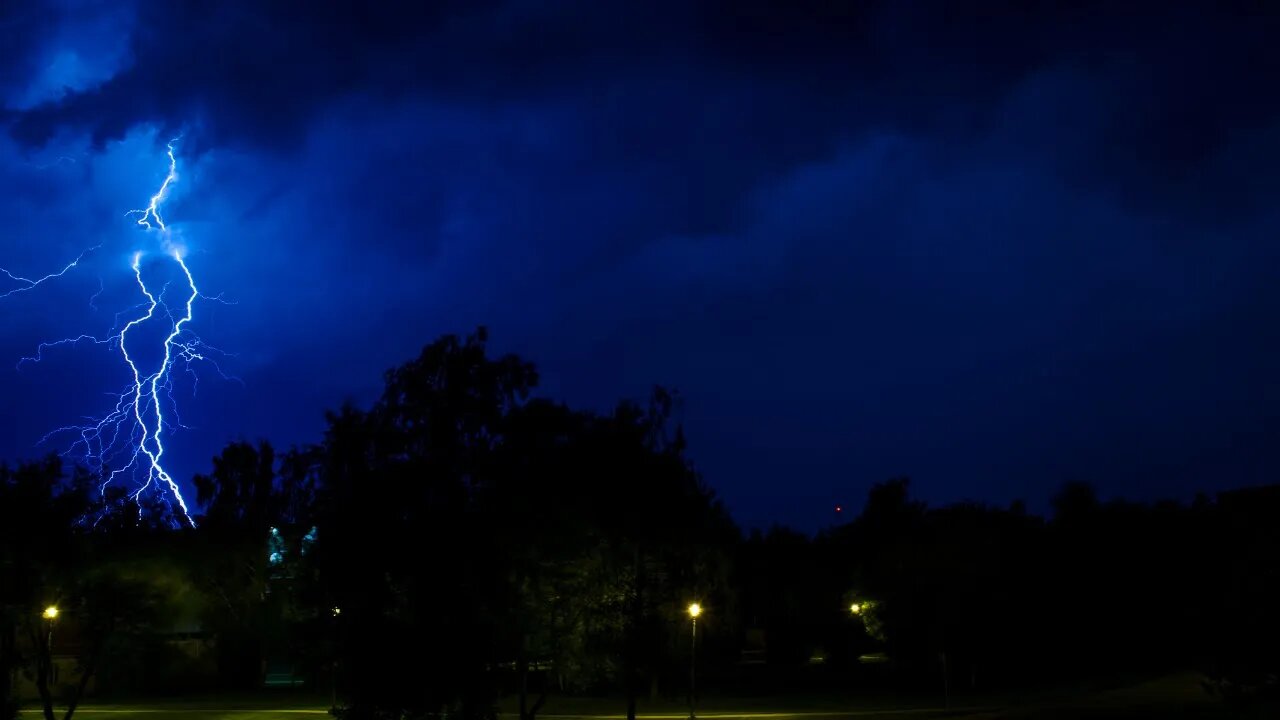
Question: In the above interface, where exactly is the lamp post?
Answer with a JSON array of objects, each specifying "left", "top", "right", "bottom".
[
  {"left": 687, "top": 603, "right": 701, "bottom": 720},
  {"left": 330, "top": 606, "right": 342, "bottom": 711},
  {"left": 43, "top": 605, "right": 58, "bottom": 650},
  {"left": 43, "top": 605, "right": 58, "bottom": 685}
]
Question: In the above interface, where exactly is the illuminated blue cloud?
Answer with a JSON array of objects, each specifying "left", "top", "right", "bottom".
[
  {"left": 0, "top": 1, "right": 1277, "bottom": 529},
  {"left": 2, "top": 0, "right": 134, "bottom": 111}
]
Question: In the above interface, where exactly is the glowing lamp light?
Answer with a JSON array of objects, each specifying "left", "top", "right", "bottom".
[
  {"left": 687, "top": 602, "right": 702, "bottom": 619},
  {"left": 43, "top": 606, "right": 59, "bottom": 620},
  {"left": 331, "top": 606, "right": 342, "bottom": 617},
  {"left": 850, "top": 603, "right": 861, "bottom": 615}
]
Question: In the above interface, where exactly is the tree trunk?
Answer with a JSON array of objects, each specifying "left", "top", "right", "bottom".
[
  {"left": 625, "top": 547, "right": 642, "bottom": 720},
  {"left": 528, "top": 692, "right": 547, "bottom": 720},
  {"left": 518, "top": 637, "right": 528, "bottom": 720},
  {"left": 0, "top": 619, "right": 17, "bottom": 720},
  {"left": 26, "top": 622, "right": 55, "bottom": 720},
  {"left": 624, "top": 625, "right": 638, "bottom": 720},
  {"left": 35, "top": 663, "right": 54, "bottom": 720},
  {"left": 60, "top": 636, "right": 103, "bottom": 720},
  {"left": 939, "top": 651, "right": 949, "bottom": 710}
]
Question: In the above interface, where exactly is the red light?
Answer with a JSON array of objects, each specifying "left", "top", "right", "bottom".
[{"left": 835, "top": 505, "right": 842, "bottom": 513}]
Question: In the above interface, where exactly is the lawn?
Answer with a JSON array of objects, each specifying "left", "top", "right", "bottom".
[
  {"left": 955, "top": 672, "right": 1279, "bottom": 720},
  {"left": 32, "top": 672, "right": 1278, "bottom": 720},
  {"left": 67, "top": 714, "right": 323, "bottom": 720}
]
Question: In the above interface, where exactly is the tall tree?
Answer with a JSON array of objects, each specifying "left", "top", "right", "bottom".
[
  {"left": 0, "top": 458, "right": 87, "bottom": 720},
  {"left": 317, "top": 328, "right": 536, "bottom": 720},
  {"left": 1, "top": 459, "right": 184, "bottom": 720},
  {"left": 192, "top": 441, "right": 318, "bottom": 689},
  {"left": 584, "top": 390, "right": 737, "bottom": 720}
]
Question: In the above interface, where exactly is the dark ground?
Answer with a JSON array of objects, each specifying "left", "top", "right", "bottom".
[{"left": 48, "top": 671, "right": 1279, "bottom": 720}]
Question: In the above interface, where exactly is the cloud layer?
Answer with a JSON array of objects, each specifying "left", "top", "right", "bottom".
[{"left": 1, "top": 1, "right": 1278, "bottom": 528}]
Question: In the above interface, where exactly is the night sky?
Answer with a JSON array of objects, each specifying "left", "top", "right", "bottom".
[{"left": 1, "top": 1, "right": 1278, "bottom": 530}]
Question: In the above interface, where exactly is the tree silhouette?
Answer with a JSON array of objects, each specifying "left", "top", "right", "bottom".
[{"left": 4, "top": 327, "right": 1280, "bottom": 717}]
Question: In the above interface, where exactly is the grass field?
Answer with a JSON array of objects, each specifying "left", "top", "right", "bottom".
[{"left": 26, "top": 672, "right": 1279, "bottom": 720}]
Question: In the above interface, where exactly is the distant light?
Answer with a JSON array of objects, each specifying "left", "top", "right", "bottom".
[
  {"left": 331, "top": 606, "right": 342, "bottom": 617},
  {"left": 43, "top": 606, "right": 59, "bottom": 620},
  {"left": 835, "top": 505, "right": 842, "bottom": 513},
  {"left": 687, "top": 602, "right": 702, "bottom": 618},
  {"left": 850, "top": 603, "right": 861, "bottom": 615}
]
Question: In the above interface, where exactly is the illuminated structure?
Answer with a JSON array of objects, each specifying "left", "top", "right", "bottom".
[{"left": 687, "top": 602, "right": 701, "bottom": 719}]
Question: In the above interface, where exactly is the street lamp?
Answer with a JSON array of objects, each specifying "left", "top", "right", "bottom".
[
  {"left": 849, "top": 603, "right": 861, "bottom": 615},
  {"left": 43, "top": 606, "right": 58, "bottom": 671},
  {"left": 329, "top": 606, "right": 342, "bottom": 710},
  {"left": 687, "top": 603, "right": 701, "bottom": 719}
]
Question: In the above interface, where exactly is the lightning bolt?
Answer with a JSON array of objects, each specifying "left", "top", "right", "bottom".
[
  {"left": 0, "top": 245, "right": 101, "bottom": 299},
  {"left": 7, "top": 138, "right": 233, "bottom": 527}
]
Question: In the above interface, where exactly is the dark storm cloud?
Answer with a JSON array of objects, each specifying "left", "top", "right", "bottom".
[
  {"left": 0, "top": 6, "right": 50, "bottom": 92},
  {"left": 11, "top": 2, "right": 1278, "bottom": 202},
  {"left": 2, "top": 1, "right": 1280, "bottom": 529},
  {"left": 5, "top": 0, "right": 496, "bottom": 149}
]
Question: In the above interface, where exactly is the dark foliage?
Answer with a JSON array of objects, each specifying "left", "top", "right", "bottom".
[{"left": 1, "top": 329, "right": 1277, "bottom": 718}]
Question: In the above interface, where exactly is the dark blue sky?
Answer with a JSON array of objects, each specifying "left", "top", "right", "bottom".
[{"left": 0, "top": 1, "right": 1278, "bottom": 530}]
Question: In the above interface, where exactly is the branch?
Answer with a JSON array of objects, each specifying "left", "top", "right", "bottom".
[
  {"left": 529, "top": 691, "right": 548, "bottom": 720},
  {"left": 62, "top": 630, "right": 107, "bottom": 720}
]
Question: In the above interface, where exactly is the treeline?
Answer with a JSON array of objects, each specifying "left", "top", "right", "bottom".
[
  {"left": 1, "top": 328, "right": 1278, "bottom": 720},
  {"left": 2, "top": 330, "right": 736, "bottom": 720},
  {"left": 742, "top": 478, "right": 1280, "bottom": 696}
]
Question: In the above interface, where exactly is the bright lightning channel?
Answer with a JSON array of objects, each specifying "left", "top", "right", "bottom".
[
  {"left": 7, "top": 139, "right": 234, "bottom": 527},
  {"left": 0, "top": 245, "right": 100, "bottom": 299}
]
